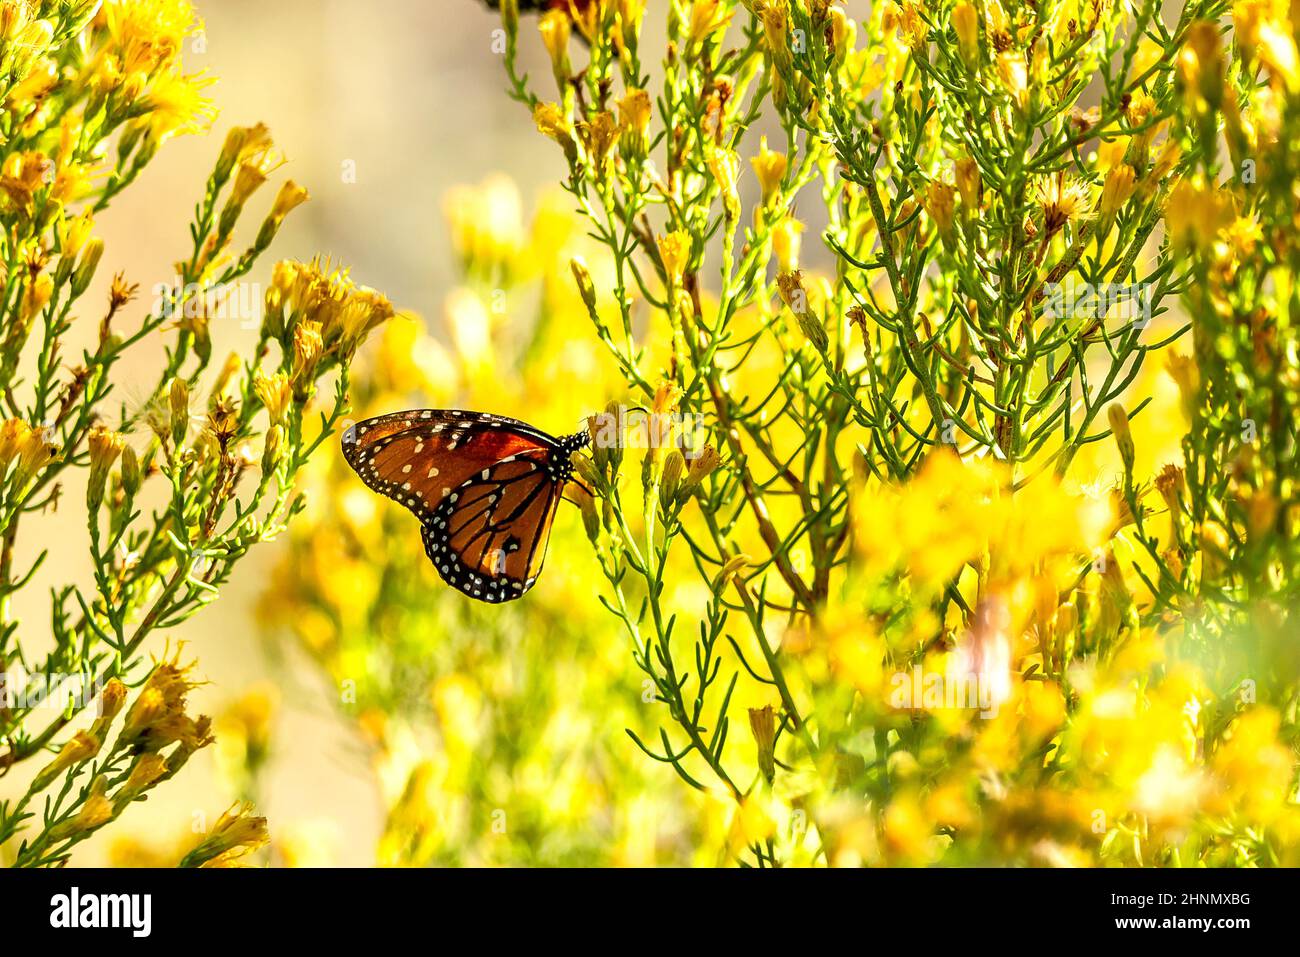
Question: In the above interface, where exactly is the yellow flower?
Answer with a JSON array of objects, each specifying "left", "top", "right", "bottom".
[
  {"left": 446, "top": 286, "right": 493, "bottom": 375},
  {"left": 291, "top": 320, "right": 325, "bottom": 387},
  {"left": 747, "top": 705, "right": 777, "bottom": 783},
  {"left": 1097, "top": 163, "right": 1136, "bottom": 226},
  {"left": 100, "top": 0, "right": 200, "bottom": 76},
  {"left": 616, "top": 86, "right": 652, "bottom": 159},
  {"left": 1178, "top": 20, "right": 1225, "bottom": 107},
  {"left": 254, "top": 370, "right": 293, "bottom": 424},
  {"left": 215, "top": 122, "right": 273, "bottom": 182},
  {"left": 996, "top": 51, "right": 1028, "bottom": 109},
  {"left": 228, "top": 146, "right": 283, "bottom": 210},
  {"left": 445, "top": 175, "right": 525, "bottom": 273},
  {"left": 686, "top": 444, "right": 722, "bottom": 485},
  {"left": 30, "top": 732, "right": 101, "bottom": 792},
  {"left": 86, "top": 425, "right": 126, "bottom": 509},
  {"left": 5, "top": 56, "right": 57, "bottom": 106},
  {"left": 1211, "top": 709, "right": 1293, "bottom": 821},
  {"left": 182, "top": 801, "right": 270, "bottom": 867},
  {"left": 48, "top": 776, "right": 115, "bottom": 841},
  {"left": 705, "top": 144, "right": 740, "bottom": 216},
  {"left": 533, "top": 101, "right": 570, "bottom": 141},
  {"left": 267, "top": 179, "right": 309, "bottom": 223},
  {"left": 118, "top": 644, "right": 204, "bottom": 748},
  {"left": 657, "top": 229, "right": 691, "bottom": 284},
  {"left": 951, "top": 0, "right": 979, "bottom": 68},
  {"left": 1164, "top": 177, "right": 1233, "bottom": 250},
  {"left": 0, "top": 151, "right": 52, "bottom": 216},
  {"left": 0, "top": 418, "right": 29, "bottom": 476},
  {"left": 727, "top": 794, "right": 777, "bottom": 854},
  {"left": 760, "top": 0, "right": 793, "bottom": 69},
  {"left": 828, "top": 5, "right": 855, "bottom": 62},
  {"left": 954, "top": 156, "right": 981, "bottom": 212},
  {"left": 749, "top": 136, "right": 787, "bottom": 205},
  {"left": 688, "top": 0, "right": 733, "bottom": 48},
  {"left": 56, "top": 209, "right": 95, "bottom": 264},
  {"left": 1035, "top": 172, "right": 1092, "bottom": 236},
  {"left": 772, "top": 215, "right": 803, "bottom": 272},
  {"left": 898, "top": 1, "right": 928, "bottom": 50},
  {"left": 113, "top": 753, "right": 169, "bottom": 811},
  {"left": 883, "top": 794, "right": 933, "bottom": 862},
  {"left": 12, "top": 422, "right": 55, "bottom": 488},
  {"left": 532, "top": 101, "right": 578, "bottom": 163},
  {"left": 923, "top": 179, "right": 956, "bottom": 241},
  {"left": 538, "top": 9, "right": 571, "bottom": 89},
  {"left": 20, "top": 271, "right": 53, "bottom": 326},
  {"left": 580, "top": 110, "right": 619, "bottom": 171},
  {"left": 216, "top": 682, "right": 279, "bottom": 780},
  {"left": 133, "top": 67, "right": 216, "bottom": 144}
]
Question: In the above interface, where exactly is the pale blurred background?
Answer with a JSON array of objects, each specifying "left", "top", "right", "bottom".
[{"left": 29, "top": 0, "right": 566, "bottom": 866}]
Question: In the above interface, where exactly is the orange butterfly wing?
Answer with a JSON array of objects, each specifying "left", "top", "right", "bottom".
[
  {"left": 341, "top": 410, "right": 555, "bottom": 523},
  {"left": 422, "top": 453, "right": 564, "bottom": 601},
  {"left": 342, "top": 409, "right": 582, "bottom": 602}
]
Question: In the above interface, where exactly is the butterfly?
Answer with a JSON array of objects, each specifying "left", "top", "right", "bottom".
[{"left": 341, "top": 409, "right": 590, "bottom": 603}]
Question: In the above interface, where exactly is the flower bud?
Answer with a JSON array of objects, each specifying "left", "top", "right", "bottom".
[
  {"left": 706, "top": 145, "right": 741, "bottom": 222},
  {"left": 180, "top": 801, "right": 269, "bottom": 867},
  {"left": 12, "top": 425, "right": 54, "bottom": 488},
  {"left": 616, "top": 88, "right": 651, "bottom": 161},
  {"left": 121, "top": 445, "right": 142, "bottom": 498},
  {"left": 571, "top": 482, "right": 600, "bottom": 544},
  {"left": 712, "top": 553, "right": 752, "bottom": 591},
  {"left": 113, "top": 754, "right": 169, "bottom": 813},
  {"left": 20, "top": 272, "right": 53, "bottom": 327},
  {"left": 923, "top": 179, "right": 956, "bottom": 244},
  {"left": 955, "top": 157, "right": 981, "bottom": 215},
  {"left": 261, "top": 424, "right": 284, "bottom": 477},
  {"left": 86, "top": 425, "right": 125, "bottom": 512},
  {"left": 538, "top": 9, "right": 572, "bottom": 93},
  {"left": 772, "top": 216, "right": 803, "bottom": 271},
  {"left": 829, "top": 6, "right": 854, "bottom": 64},
  {"left": 169, "top": 377, "right": 190, "bottom": 447},
  {"left": 952, "top": 1, "right": 980, "bottom": 69},
  {"left": 500, "top": 0, "right": 519, "bottom": 38},
  {"left": 748, "top": 705, "right": 777, "bottom": 784},
  {"left": 570, "top": 257, "right": 597, "bottom": 312},
  {"left": 587, "top": 401, "right": 624, "bottom": 480},
  {"left": 214, "top": 123, "right": 271, "bottom": 185},
  {"left": 750, "top": 137, "right": 787, "bottom": 207},
  {"left": 290, "top": 321, "right": 324, "bottom": 396},
  {"left": 1052, "top": 601, "right": 1078, "bottom": 669},
  {"left": 1098, "top": 163, "right": 1136, "bottom": 230},
  {"left": 254, "top": 370, "right": 293, "bottom": 424},
  {"left": 686, "top": 444, "right": 722, "bottom": 487},
  {"left": 579, "top": 112, "right": 618, "bottom": 174},
  {"left": 30, "top": 731, "right": 100, "bottom": 793},
  {"left": 1199, "top": 521, "right": 1231, "bottom": 580},
  {"left": 47, "top": 775, "right": 114, "bottom": 841},
  {"left": 255, "top": 180, "right": 310, "bottom": 250},
  {"left": 657, "top": 230, "right": 690, "bottom": 285},
  {"left": 659, "top": 449, "right": 685, "bottom": 510},
  {"left": 1106, "top": 403, "right": 1135, "bottom": 475}
]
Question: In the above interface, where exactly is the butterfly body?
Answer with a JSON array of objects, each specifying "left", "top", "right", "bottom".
[{"left": 342, "top": 409, "right": 589, "bottom": 602}]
